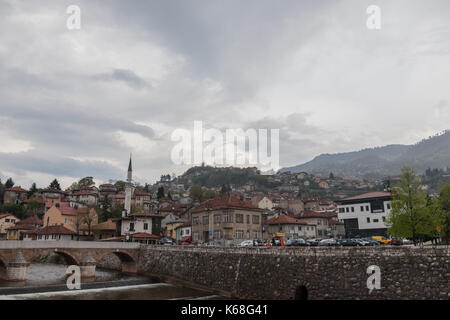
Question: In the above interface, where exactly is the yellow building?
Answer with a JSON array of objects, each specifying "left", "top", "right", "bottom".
[
  {"left": 43, "top": 201, "right": 98, "bottom": 233},
  {"left": 165, "top": 220, "right": 185, "bottom": 240},
  {"left": 0, "top": 213, "right": 20, "bottom": 240}
]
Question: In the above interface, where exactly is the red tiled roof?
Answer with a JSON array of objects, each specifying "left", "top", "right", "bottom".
[
  {"left": 191, "top": 194, "right": 261, "bottom": 213},
  {"left": 100, "top": 236, "right": 125, "bottom": 241},
  {"left": 17, "top": 216, "right": 43, "bottom": 226},
  {"left": 5, "top": 186, "right": 28, "bottom": 193},
  {"left": 33, "top": 225, "right": 76, "bottom": 235},
  {"left": 6, "top": 224, "right": 36, "bottom": 231},
  {"left": 268, "top": 214, "right": 308, "bottom": 225},
  {"left": 126, "top": 212, "right": 165, "bottom": 218},
  {"left": 329, "top": 220, "right": 344, "bottom": 225},
  {"left": 134, "top": 190, "right": 150, "bottom": 196},
  {"left": 130, "top": 232, "right": 161, "bottom": 239},
  {"left": 337, "top": 191, "right": 391, "bottom": 202},
  {"left": 0, "top": 213, "right": 13, "bottom": 219},
  {"left": 296, "top": 211, "right": 337, "bottom": 219},
  {"left": 48, "top": 202, "right": 88, "bottom": 216}
]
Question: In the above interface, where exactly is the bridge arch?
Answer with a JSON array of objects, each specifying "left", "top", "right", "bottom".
[
  {"left": 30, "top": 249, "right": 79, "bottom": 266},
  {"left": 98, "top": 250, "right": 135, "bottom": 264}
]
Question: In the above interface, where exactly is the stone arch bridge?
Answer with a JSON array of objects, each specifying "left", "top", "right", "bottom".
[{"left": 0, "top": 241, "right": 140, "bottom": 281}]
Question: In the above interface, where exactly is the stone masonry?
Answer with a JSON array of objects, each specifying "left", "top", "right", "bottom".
[{"left": 137, "top": 245, "right": 450, "bottom": 300}]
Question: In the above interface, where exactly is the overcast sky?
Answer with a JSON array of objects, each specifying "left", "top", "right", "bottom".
[{"left": 0, "top": 0, "right": 449, "bottom": 189}]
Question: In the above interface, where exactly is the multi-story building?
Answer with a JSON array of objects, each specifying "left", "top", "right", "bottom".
[
  {"left": 296, "top": 211, "right": 337, "bottom": 238},
  {"left": 120, "top": 212, "right": 164, "bottom": 237},
  {"left": 190, "top": 194, "right": 263, "bottom": 245},
  {"left": 0, "top": 213, "right": 20, "bottom": 240},
  {"left": 336, "top": 191, "right": 392, "bottom": 238},
  {"left": 3, "top": 187, "right": 28, "bottom": 204},
  {"left": 267, "top": 214, "right": 316, "bottom": 239}
]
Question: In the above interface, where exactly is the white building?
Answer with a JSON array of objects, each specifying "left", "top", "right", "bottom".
[{"left": 336, "top": 191, "right": 392, "bottom": 238}]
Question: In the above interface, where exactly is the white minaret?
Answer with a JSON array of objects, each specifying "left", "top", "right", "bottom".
[{"left": 124, "top": 154, "right": 133, "bottom": 217}]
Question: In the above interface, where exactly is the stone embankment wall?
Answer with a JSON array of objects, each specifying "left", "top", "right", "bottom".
[{"left": 137, "top": 246, "right": 450, "bottom": 300}]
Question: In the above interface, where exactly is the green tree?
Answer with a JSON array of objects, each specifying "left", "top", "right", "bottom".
[
  {"left": 157, "top": 186, "right": 165, "bottom": 199},
  {"left": 437, "top": 184, "right": 450, "bottom": 244},
  {"left": 386, "top": 167, "right": 430, "bottom": 245},
  {"left": 28, "top": 182, "right": 38, "bottom": 198},
  {"left": 49, "top": 179, "right": 61, "bottom": 190},
  {"left": 78, "top": 176, "right": 95, "bottom": 189},
  {"left": 329, "top": 172, "right": 335, "bottom": 179},
  {"left": 114, "top": 180, "right": 126, "bottom": 191},
  {"left": 203, "top": 189, "right": 217, "bottom": 200},
  {"left": 0, "top": 204, "right": 26, "bottom": 219},
  {"left": 5, "top": 178, "right": 14, "bottom": 189},
  {"left": 189, "top": 185, "right": 203, "bottom": 202}
]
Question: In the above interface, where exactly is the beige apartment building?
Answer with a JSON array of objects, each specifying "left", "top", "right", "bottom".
[{"left": 191, "top": 194, "right": 263, "bottom": 245}]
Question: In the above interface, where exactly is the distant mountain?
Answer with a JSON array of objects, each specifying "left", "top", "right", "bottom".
[{"left": 281, "top": 130, "right": 450, "bottom": 179}]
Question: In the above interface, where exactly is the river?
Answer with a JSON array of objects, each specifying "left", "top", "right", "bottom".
[{"left": 0, "top": 263, "right": 223, "bottom": 300}]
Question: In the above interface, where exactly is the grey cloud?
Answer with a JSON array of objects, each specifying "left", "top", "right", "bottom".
[{"left": 93, "top": 69, "right": 149, "bottom": 89}]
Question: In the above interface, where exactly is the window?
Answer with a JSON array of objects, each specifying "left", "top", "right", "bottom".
[
  {"left": 339, "top": 208, "right": 345, "bottom": 213},
  {"left": 360, "top": 206, "right": 364, "bottom": 211},
  {"left": 366, "top": 218, "right": 370, "bottom": 223},
  {"left": 318, "top": 230, "right": 322, "bottom": 236},
  {"left": 252, "top": 215, "right": 260, "bottom": 224},
  {"left": 193, "top": 217, "right": 199, "bottom": 225},
  {"left": 345, "top": 207, "right": 349, "bottom": 213},
  {"left": 185, "top": 229, "right": 190, "bottom": 235},
  {"left": 5, "top": 219, "right": 10, "bottom": 223},
  {"left": 253, "top": 231, "right": 259, "bottom": 239},
  {"left": 366, "top": 205, "right": 369, "bottom": 211},
  {"left": 193, "top": 232, "right": 199, "bottom": 241},
  {"left": 373, "top": 219, "right": 379, "bottom": 223},
  {"left": 246, "top": 230, "right": 250, "bottom": 239},
  {"left": 387, "top": 203, "right": 391, "bottom": 210},
  {"left": 223, "top": 213, "right": 233, "bottom": 223},
  {"left": 214, "top": 214, "right": 221, "bottom": 223},
  {"left": 130, "top": 222, "right": 135, "bottom": 231},
  {"left": 214, "top": 230, "right": 221, "bottom": 239},
  {"left": 298, "top": 226, "right": 302, "bottom": 231},
  {"left": 351, "top": 207, "right": 354, "bottom": 212},
  {"left": 144, "top": 223, "right": 148, "bottom": 230},
  {"left": 64, "top": 218, "right": 67, "bottom": 224},
  {"left": 382, "top": 216, "right": 386, "bottom": 222},
  {"left": 317, "top": 220, "right": 321, "bottom": 225},
  {"left": 246, "top": 215, "right": 250, "bottom": 224},
  {"left": 202, "top": 216, "right": 209, "bottom": 225},
  {"left": 235, "top": 230, "right": 244, "bottom": 239},
  {"left": 236, "top": 214, "right": 244, "bottom": 223}
]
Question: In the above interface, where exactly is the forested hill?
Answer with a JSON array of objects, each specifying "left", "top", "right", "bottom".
[
  {"left": 177, "top": 166, "right": 272, "bottom": 188},
  {"left": 281, "top": 130, "right": 450, "bottom": 179}
]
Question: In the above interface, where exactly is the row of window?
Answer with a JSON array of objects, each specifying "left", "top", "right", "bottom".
[
  {"left": 193, "top": 213, "right": 260, "bottom": 225},
  {"left": 128, "top": 222, "right": 149, "bottom": 231},
  {"left": 366, "top": 217, "right": 385, "bottom": 223},
  {"left": 339, "top": 203, "right": 391, "bottom": 213}
]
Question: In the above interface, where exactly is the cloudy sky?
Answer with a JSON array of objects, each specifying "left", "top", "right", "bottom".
[{"left": 0, "top": 0, "right": 449, "bottom": 189}]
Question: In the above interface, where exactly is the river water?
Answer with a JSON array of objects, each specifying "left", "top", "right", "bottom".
[{"left": 0, "top": 263, "right": 223, "bottom": 300}]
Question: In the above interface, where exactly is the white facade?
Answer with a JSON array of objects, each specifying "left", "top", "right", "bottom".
[
  {"left": 258, "top": 197, "right": 274, "bottom": 210},
  {"left": 121, "top": 217, "right": 153, "bottom": 235},
  {"left": 337, "top": 200, "right": 391, "bottom": 230}
]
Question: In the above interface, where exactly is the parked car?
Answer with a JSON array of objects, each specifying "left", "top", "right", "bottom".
[
  {"left": 253, "top": 239, "right": 265, "bottom": 246},
  {"left": 389, "top": 238, "right": 403, "bottom": 246},
  {"left": 362, "top": 237, "right": 381, "bottom": 246},
  {"left": 372, "top": 236, "right": 391, "bottom": 245},
  {"left": 204, "top": 241, "right": 218, "bottom": 247},
  {"left": 238, "top": 240, "right": 254, "bottom": 247},
  {"left": 306, "top": 239, "right": 320, "bottom": 246},
  {"left": 319, "top": 239, "right": 338, "bottom": 246},
  {"left": 159, "top": 238, "right": 175, "bottom": 245},
  {"left": 290, "top": 239, "right": 307, "bottom": 246},
  {"left": 354, "top": 239, "right": 371, "bottom": 246},
  {"left": 402, "top": 238, "right": 412, "bottom": 245},
  {"left": 340, "top": 239, "right": 359, "bottom": 246}
]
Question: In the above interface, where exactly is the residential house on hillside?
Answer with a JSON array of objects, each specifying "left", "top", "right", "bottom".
[
  {"left": 6, "top": 216, "right": 43, "bottom": 240},
  {"left": 191, "top": 194, "right": 263, "bottom": 246},
  {"left": 43, "top": 201, "right": 98, "bottom": 233},
  {"left": 0, "top": 213, "right": 19, "bottom": 240},
  {"left": 295, "top": 211, "right": 338, "bottom": 238},
  {"left": 120, "top": 212, "right": 164, "bottom": 239},
  {"left": 3, "top": 187, "right": 28, "bottom": 204},
  {"left": 25, "top": 225, "right": 76, "bottom": 241},
  {"left": 267, "top": 214, "right": 316, "bottom": 240}
]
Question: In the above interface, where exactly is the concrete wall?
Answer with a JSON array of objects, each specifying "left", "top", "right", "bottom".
[{"left": 137, "top": 245, "right": 450, "bottom": 300}]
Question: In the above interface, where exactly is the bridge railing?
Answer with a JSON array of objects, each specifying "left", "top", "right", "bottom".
[{"left": 0, "top": 240, "right": 141, "bottom": 250}]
